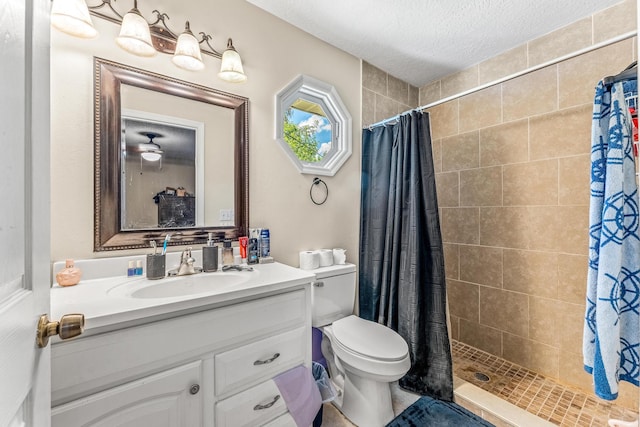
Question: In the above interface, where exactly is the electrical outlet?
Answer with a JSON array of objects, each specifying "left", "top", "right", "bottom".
[{"left": 219, "top": 209, "right": 234, "bottom": 221}]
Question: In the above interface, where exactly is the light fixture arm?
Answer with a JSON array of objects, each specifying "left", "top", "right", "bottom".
[{"left": 86, "top": 0, "right": 223, "bottom": 59}]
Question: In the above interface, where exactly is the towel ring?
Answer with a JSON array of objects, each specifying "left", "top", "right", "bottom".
[{"left": 310, "top": 177, "right": 328, "bottom": 205}]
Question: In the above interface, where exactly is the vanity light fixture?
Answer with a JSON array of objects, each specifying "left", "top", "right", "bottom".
[
  {"left": 50, "top": 0, "right": 98, "bottom": 38},
  {"left": 50, "top": 0, "right": 247, "bottom": 82}
]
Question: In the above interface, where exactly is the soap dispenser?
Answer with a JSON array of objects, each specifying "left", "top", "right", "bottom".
[
  {"left": 222, "top": 240, "right": 234, "bottom": 266},
  {"left": 203, "top": 233, "right": 218, "bottom": 272}
]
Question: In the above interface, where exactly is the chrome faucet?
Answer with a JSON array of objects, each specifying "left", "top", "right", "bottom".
[{"left": 168, "top": 247, "right": 201, "bottom": 276}]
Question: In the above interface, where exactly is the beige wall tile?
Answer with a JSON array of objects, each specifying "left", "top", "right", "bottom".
[
  {"left": 436, "top": 171, "right": 459, "bottom": 207},
  {"left": 503, "top": 159, "right": 558, "bottom": 206},
  {"left": 528, "top": 18, "right": 592, "bottom": 67},
  {"left": 529, "top": 104, "right": 592, "bottom": 160},
  {"left": 442, "top": 131, "right": 480, "bottom": 172},
  {"left": 525, "top": 205, "right": 588, "bottom": 254},
  {"left": 616, "top": 381, "right": 640, "bottom": 411},
  {"left": 449, "top": 315, "right": 460, "bottom": 341},
  {"left": 441, "top": 66, "right": 479, "bottom": 99},
  {"left": 388, "top": 74, "right": 409, "bottom": 105},
  {"left": 362, "top": 61, "right": 387, "bottom": 95},
  {"left": 427, "top": 101, "right": 458, "bottom": 140},
  {"left": 432, "top": 139, "right": 442, "bottom": 173},
  {"left": 444, "top": 243, "right": 459, "bottom": 280},
  {"left": 480, "top": 119, "right": 529, "bottom": 167},
  {"left": 448, "top": 279, "right": 479, "bottom": 322},
  {"left": 480, "top": 287, "right": 528, "bottom": 337},
  {"left": 558, "top": 39, "right": 634, "bottom": 109},
  {"left": 556, "top": 205, "right": 589, "bottom": 255},
  {"left": 558, "top": 350, "right": 595, "bottom": 394},
  {"left": 480, "top": 207, "right": 529, "bottom": 249},
  {"left": 503, "top": 333, "right": 560, "bottom": 378},
  {"left": 459, "top": 318, "right": 502, "bottom": 356},
  {"left": 559, "top": 155, "right": 590, "bottom": 206},
  {"left": 503, "top": 66, "right": 558, "bottom": 122},
  {"left": 420, "top": 80, "right": 441, "bottom": 106},
  {"left": 460, "top": 166, "right": 502, "bottom": 207},
  {"left": 529, "top": 296, "right": 560, "bottom": 347},
  {"left": 479, "top": 45, "right": 528, "bottom": 85},
  {"left": 557, "top": 254, "right": 588, "bottom": 305},
  {"left": 503, "top": 249, "right": 558, "bottom": 299},
  {"left": 374, "top": 94, "right": 398, "bottom": 123},
  {"left": 442, "top": 208, "right": 480, "bottom": 244},
  {"left": 459, "top": 245, "right": 502, "bottom": 288},
  {"left": 594, "top": 0, "right": 638, "bottom": 43},
  {"left": 362, "top": 88, "right": 375, "bottom": 127},
  {"left": 558, "top": 301, "right": 585, "bottom": 353},
  {"left": 409, "top": 85, "right": 419, "bottom": 108},
  {"left": 459, "top": 85, "right": 502, "bottom": 133}
]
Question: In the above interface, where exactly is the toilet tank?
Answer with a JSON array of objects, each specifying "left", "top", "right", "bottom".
[{"left": 310, "top": 263, "right": 356, "bottom": 328}]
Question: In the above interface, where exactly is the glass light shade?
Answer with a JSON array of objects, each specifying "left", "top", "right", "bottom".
[
  {"left": 51, "top": 0, "right": 97, "bottom": 38},
  {"left": 115, "top": 8, "right": 156, "bottom": 57},
  {"left": 141, "top": 151, "right": 162, "bottom": 161},
  {"left": 218, "top": 39, "right": 247, "bottom": 83},
  {"left": 172, "top": 23, "right": 204, "bottom": 71}
]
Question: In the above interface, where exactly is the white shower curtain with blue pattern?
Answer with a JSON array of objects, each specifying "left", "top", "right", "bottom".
[{"left": 583, "top": 79, "right": 640, "bottom": 400}]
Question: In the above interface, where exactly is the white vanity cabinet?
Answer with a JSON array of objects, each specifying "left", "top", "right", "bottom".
[{"left": 51, "top": 286, "right": 311, "bottom": 427}]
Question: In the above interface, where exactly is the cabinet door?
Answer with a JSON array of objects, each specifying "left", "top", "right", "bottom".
[{"left": 52, "top": 361, "right": 203, "bottom": 427}]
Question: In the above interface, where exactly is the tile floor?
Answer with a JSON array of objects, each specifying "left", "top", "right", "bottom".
[
  {"left": 318, "top": 341, "right": 639, "bottom": 426},
  {"left": 452, "top": 340, "right": 638, "bottom": 426}
]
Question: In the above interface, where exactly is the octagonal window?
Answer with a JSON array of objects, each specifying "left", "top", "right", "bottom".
[{"left": 276, "top": 75, "right": 352, "bottom": 176}]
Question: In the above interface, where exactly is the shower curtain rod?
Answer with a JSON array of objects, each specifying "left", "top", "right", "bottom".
[{"left": 366, "top": 30, "right": 637, "bottom": 130}]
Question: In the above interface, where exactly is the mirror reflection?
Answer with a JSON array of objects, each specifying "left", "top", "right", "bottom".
[
  {"left": 94, "top": 58, "right": 249, "bottom": 251},
  {"left": 283, "top": 99, "right": 332, "bottom": 163}
]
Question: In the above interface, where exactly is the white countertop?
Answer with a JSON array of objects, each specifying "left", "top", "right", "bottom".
[{"left": 51, "top": 261, "right": 316, "bottom": 336}]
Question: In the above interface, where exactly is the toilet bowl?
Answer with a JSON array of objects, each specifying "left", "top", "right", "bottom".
[{"left": 309, "top": 264, "right": 411, "bottom": 427}]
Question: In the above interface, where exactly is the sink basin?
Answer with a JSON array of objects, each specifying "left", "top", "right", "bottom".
[{"left": 108, "top": 271, "right": 256, "bottom": 299}]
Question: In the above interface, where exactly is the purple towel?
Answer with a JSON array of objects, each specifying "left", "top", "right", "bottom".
[{"left": 273, "top": 365, "right": 322, "bottom": 427}]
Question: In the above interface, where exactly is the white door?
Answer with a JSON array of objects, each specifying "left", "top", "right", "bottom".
[{"left": 0, "top": 0, "right": 51, "bottom": 426}]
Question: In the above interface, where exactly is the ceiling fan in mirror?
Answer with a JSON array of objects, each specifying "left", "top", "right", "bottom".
[{"left": 139, "top": 132, "right": 163, "bottom": 162}]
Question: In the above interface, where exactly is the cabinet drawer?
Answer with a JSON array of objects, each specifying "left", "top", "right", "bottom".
[
  {"left": 215, "top": 379, "right": 286, "bottom": 427},
  {"left": 262, "top": 412, "right": 297, "bottom": 427},
  {"left": 215, "top": 327, "right": 306, "bottom": 396}
]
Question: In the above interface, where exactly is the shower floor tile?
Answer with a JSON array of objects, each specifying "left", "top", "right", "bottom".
[{"left": 452, "top": 340, "right": 638, "bottom": 426}]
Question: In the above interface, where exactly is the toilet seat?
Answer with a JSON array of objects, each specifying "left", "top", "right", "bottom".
[{"left": 331, "top": 315, "right": 409, "bottom": 361}]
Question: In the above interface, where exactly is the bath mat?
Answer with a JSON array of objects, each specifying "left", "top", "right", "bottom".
[{"left": 386, "top": 396, "right": 495, "bottom": 427}]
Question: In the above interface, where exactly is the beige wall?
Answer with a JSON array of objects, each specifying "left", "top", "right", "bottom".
[
  {"left": 416, "top": 0, "right": 637, "bottom": 409},
  {"left": 50, "top": 0, "right": 361, "bottom": 266}
]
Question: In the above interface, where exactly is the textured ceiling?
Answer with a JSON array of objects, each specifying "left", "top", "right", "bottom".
[{"left": 246, "top": 0, "right": 624, "bottom": 87}]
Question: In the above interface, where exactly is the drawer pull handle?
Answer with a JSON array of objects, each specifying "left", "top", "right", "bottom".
[
  {"left": 253, "top": 352, "right": 280, "bottom": 365},
  {"left": 253, "top": 394, "right": 280, "bottom": 411},
  {"left": 189, "top": 384, "right": 200, "bottom": 395},
  {"left": 314, "top": 281, "right": 324, "bottom": 287}
]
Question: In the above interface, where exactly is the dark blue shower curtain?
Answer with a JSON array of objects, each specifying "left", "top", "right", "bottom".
[{"left": 359, "top": 111, "right": 453, "bottom": 401}]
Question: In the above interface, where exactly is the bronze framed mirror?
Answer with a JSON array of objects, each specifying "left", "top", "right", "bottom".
[{"left": 94, "top": 57, "right": 249, "bottom": 251}]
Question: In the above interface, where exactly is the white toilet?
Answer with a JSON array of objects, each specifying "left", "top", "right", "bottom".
[{"left": 310, "top": 263, "right": 411, "bottom": 427}]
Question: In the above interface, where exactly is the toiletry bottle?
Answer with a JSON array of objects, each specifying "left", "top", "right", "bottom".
[
  {"left": 56, "top": 259, "right": 82, "bottom": 287},
  {"left": 127, "top": 260, "right": 135, "bottom": 277},
  {"left": 239, "top": 236, "right": 248, "bottom": 263},
  {"left": 135, "top": 260, "right": 143, "bottom": 276},
  {"left": 203, "top": 232, "right": 218, "bottom": 272},
  {"left": 260, "top": 228, "right": 270, "bottom": 258},
  {"left": 222, "top": 240, "right": 234, "bottom": 265},
  {"left": 248, "top": 237, "right": 259, "bottom": 264}
]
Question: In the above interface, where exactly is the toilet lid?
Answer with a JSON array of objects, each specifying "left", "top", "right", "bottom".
[{"left": 331, "top": 315, "right": 408, "bottom": 361}]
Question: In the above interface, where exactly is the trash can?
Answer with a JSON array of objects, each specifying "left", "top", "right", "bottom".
[{"left": 312, "top": 361, "right": 337, "bottom": 427}]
